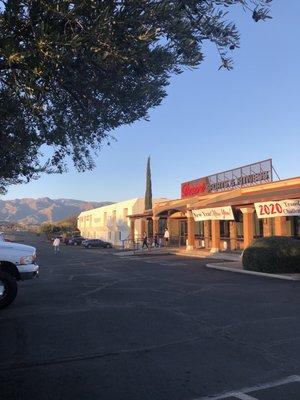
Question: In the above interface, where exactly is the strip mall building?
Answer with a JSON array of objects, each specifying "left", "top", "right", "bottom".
[
  {"left": 77, "top": 198, "right": 166, "bottom": 246},
  {"left": 128, "top": 160, "right": 300, "bottom": 252}
]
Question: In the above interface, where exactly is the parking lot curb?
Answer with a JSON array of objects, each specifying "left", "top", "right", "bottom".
[
  {"left": 114, "top": 251, "right": 135, "bottom": 256},
  {"left": 206, "top": 262, "right": 300, "bottom": 281}
]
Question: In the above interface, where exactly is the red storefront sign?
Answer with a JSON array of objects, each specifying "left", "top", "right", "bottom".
[{"left": 181, "top": 179, "right": 208, "bottom": 198}]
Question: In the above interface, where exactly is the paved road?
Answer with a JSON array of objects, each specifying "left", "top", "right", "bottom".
[{"left": 1, "top": 236, "right": 300, "bottom": 400}]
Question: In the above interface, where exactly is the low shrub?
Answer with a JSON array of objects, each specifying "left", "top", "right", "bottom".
[{"left": 242, "top": 236, "right": 300, "bottom": 274}]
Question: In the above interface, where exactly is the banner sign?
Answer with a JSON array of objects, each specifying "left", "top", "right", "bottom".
[
  {"left": 255, "top": 199, "right": 300, "bottom": 219},
  {"left": 192, "top": 206, "right": 234, "bottom": 221},
  {"left": 181, "top": 159, "right": 273, "bottom": 198}
]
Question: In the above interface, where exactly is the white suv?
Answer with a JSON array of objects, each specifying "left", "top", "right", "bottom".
[{"left": 0, "top": 240, "right": 39, "bottom": 309}]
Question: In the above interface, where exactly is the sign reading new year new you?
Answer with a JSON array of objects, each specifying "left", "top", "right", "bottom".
[{"left": 192, "top": 206, "right": 234, "bottom": 221}]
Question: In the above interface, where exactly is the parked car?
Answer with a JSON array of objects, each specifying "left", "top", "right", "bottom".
[
  {"left": 63, "top": 236, "right": 71, "bottom": 245},
  {"left": 0, "top": 241, "right": 39, "bottom": 309},
  {"left": 66, "top": 236, "right": 85, "bottom": 246},
  {"left": 83, "top": 239, "right": 112, "bottom": 249}
]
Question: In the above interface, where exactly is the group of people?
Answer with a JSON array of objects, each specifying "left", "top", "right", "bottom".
[{"left": 142, "top": 228, "right": 170, "bottom": 250}]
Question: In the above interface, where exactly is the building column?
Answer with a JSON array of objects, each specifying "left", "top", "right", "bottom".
[
  {"left": 241, "top": 207, "right": 255, "bottom": 248},
  {"left": 141, "top": 218, "right": 146, "bottom": 238},
  {"left": 204, "top": 220, "right": 211, "bottom": 249},
  {"left": 229, "top": 221, "right": 237, "bottom": 251},
  {"left": 211, "top": 220, "right": 220, "bottom": 253},
  {"left": 186, "top": 211, "right": 195, "bottom": 251},
  {"left": 274, "top": 216, "right": 287, "bottom": 236},
  {"left": 129, "top": 218, "right": 135, "bottom": 241},
  {"left": 263, "top": 218, "right": 272, "bottom": 237}
]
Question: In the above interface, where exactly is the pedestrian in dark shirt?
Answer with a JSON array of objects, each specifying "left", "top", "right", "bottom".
[
  {"left": 154, "top": 233, "right": 159, "bottom": 248},
  {"left": 142, "top": 232, "right": 148, "bottom": 249}
]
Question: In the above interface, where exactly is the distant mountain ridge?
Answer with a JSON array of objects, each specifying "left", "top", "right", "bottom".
[{"left": 0, "top": 198, "right": 113, "bottom": 225}]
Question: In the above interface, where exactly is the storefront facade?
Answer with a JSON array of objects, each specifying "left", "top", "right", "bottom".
[{"left": 128, "top": 160, "right": 300, "bottom": 252}]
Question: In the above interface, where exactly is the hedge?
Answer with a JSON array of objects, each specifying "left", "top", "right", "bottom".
[{"left": 242, "top": 236, "right": 300, "bottom": 274}]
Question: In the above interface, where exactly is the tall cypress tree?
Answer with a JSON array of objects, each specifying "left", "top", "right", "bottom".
[{"left": 144, "top": 156, "right": 153, "bottom": 211}]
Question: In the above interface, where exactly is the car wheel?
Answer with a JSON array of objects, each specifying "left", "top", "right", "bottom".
[
  {"left": 106, "top": 244, "right": 111, "bottom": 248},
  {"left": 0, "top": 272, "right": 18, "bottom": 309},
  {"left": 88, "top": 245, "right": 92, "bottom": 249},
  {"left": 74, "top": 242, "right": 78, "bottom": 246}
]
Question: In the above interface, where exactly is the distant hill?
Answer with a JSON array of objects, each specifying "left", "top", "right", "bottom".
[{"left": 0, "top": 198, "right": 113, "bottom": 225}]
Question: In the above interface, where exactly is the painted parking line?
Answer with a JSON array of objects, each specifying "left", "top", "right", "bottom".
[{"left": 196, "top": 375, "right": 300, "bottom": 400}]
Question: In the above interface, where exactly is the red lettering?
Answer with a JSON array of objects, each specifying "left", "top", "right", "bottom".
[
  {"left": 264, "top": 205, "right": 270, "bottom": 215},
  {"left": 259, "top": 205, "right": 264, "bottom": 215},
  {"left": 181, "top": 181, "right": 207, "bottom": 198}
]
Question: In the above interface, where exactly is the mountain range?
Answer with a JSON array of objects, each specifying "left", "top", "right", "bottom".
[{"left": 0, "top": 198, "right": 112, "bottom": 225}]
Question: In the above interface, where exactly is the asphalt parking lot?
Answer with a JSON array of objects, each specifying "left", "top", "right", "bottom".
[{"left": 1, "top": 236, "right": 300, "bottom": 400}]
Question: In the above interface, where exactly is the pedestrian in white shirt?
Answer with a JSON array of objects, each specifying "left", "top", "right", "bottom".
[
  {"left": 164, "top": 228, "right": 170, "bottom": 247},
  {"left": 53, "top": 237, "right": 60, "bottom": 253}
]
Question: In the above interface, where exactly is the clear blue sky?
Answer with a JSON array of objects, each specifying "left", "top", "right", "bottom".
[{"left": 3, "top": 1, "right": 300, "bottom": 202}]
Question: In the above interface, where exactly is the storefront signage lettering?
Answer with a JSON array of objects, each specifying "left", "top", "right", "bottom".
[
  {"left": 208, "top": 171, "right": 270, "bottom": 192},
  {"left": 181, "top": 159, "right": 273, "bottom": 198},
  {"left": 255, "top": 199, "right": 300, "bottom": 219},
  {"left": 181, "top": 179, "right": 207, "bottom": 198},
  {"left": 192, "top": 206, "right": 234, "bottom": 221}
]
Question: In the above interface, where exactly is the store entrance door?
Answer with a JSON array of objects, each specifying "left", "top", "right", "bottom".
[{"left": 179, "top": 220, "right": 187, "bottom": 247}]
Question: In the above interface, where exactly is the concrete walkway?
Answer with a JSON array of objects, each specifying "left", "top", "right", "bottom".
[{"left": 114, "top": 247, "right": 172, "bottom": 257}]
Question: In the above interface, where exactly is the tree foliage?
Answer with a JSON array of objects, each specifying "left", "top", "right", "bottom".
[
  {"left": 243, "top": 236, "right": 300, "bottom": 274},
  {"left": 0, "top": 0, "right": 272, "bottom": 192},
  {"left": 39, "top": 215, "right": 78, "bottom": 236},
  {"left": 144, "top": 156, "right": 152, "bottom": 210}
]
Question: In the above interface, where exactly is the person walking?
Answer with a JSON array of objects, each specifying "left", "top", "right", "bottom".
[
  {"left": 142, "top": 231, "right": 148, "bottom": 250},
  {"left": 164, "top": 228, "right": 170, "bottom": 247},
  {"left": 53, "top": 236, "right": 60, "bottom": 254}
]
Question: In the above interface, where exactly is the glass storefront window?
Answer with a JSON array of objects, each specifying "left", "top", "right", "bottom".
[
  {"left": 195, "top": 221, "right": 204, "bottom": 236},
  {"left": 220, "top": 221, "right": 229, "bottom": 238},
  {"left": 254, "top": 212, "right": 263, "bottom": 238},
  {"left": 234, "top": 210, "right": 243, "bottom": 238},
  {"left": 287, "top": 216, "right": 300, "bottom": 237},
  {"left": 158, "top": 218, "right": 167, "bottom": 235}
]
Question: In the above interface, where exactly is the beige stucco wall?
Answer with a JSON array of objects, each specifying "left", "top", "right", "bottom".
[{"left": 78, "top": 198, "right": 167, "bottom": 245}]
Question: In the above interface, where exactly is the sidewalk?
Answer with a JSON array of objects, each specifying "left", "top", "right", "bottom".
[{"left": 114, "top": 247, "right": 172, "bottom": 257}]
